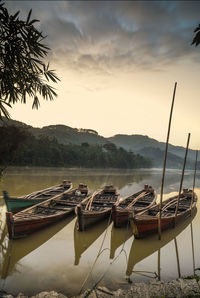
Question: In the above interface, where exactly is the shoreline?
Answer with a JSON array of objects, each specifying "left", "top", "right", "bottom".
[{"left": 1, "top": 277, "right": 200, "bottom": 297}]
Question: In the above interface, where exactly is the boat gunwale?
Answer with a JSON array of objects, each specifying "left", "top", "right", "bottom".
[{"left": 12, "top": 183, "right": 74, "bottom": 218}]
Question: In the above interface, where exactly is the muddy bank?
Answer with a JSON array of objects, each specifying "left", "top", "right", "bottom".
[{"left": 1, "top": 278, "right": 200, "bottom": 297}]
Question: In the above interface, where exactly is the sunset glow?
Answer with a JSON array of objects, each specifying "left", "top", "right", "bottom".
[{"left": 6, "top": 1, "right": 200, "bottom": 149}]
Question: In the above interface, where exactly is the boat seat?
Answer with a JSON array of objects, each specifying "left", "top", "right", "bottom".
[
  {"left": 135, "top": 201, "right": 150, "bottom": 206},
  {"left": 36, "top": 205, "right": 71, "bottom": 211},
  {"left": 178, "top": 206, "right": 189, "bottom": 211}
]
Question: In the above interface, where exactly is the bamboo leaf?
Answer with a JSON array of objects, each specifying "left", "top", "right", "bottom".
[
  {"left": 26, "top": 9, "right": 32, "bottom": 24},
  {"left": 32, "top": 95, "right": 40, "bottom": 109}
]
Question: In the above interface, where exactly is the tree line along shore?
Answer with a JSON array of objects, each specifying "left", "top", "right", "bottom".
[{"left": 0, "top": 125, "right": 152, "bottom": 169}]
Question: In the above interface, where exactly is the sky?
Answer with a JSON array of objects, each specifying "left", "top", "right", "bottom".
[{"left": 5, "top": 1, "right": 200, "bottom": 149}]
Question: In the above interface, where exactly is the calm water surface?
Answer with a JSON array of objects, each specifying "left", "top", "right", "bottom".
[{"left": 0, "top": 167, "right": 200, "bottom": 296}]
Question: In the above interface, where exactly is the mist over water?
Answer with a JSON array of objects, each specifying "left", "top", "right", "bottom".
[{"left": 0, "top": 167, "right": 199, "bottom": 296}]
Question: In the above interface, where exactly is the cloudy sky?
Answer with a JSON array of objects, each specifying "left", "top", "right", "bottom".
[{"left": 5, "top": 1, "right": 200, "bottom": 149}]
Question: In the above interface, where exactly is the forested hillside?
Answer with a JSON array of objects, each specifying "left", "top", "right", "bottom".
[
  {"left": 0, "top": 125, "right": 152, "bottom": 169},
  {"left": 1, "top": 118, "right": 196, "bottom": 168}
]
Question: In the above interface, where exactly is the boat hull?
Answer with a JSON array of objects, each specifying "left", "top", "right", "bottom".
[
  {"left": 77, "top": 207, "right": 111, "bottom": 231},
  {"left": 4, "top": 198, "right": 45, "bottom": 213},
  {"left": 6, "top": 209, "right": 74, "bottom": 239},
  {"left": 112, "top": 188, "right": 157, "bottom": 228},
  {"left": 130, "top": 207, "right": 196, "bottom": 239},
  {"left": 112, "top": 208, "right": 130, "bottom": 228}
]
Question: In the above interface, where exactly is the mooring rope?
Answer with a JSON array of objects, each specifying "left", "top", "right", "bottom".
[
  {"left": 81, "top": 218, "right": 131, "bottom": 297},
  {"left": 79, "top": 211, "right": 113, "bottom": 294},
  {"left": 79, "top": 170, "right": 116, "bottom": 295}
]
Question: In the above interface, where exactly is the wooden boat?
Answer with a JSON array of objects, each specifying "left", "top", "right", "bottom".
[
  {"left": 112, "top": 185, "right": 156, "bottom": 228},
  {"left": 76, "top": 185, "right": 119, "bottom": 231},
  {"left": 1, "top": 215, "right": 74, "bottom": 279},
  {"left": 3, "top": 180, "right": 72, "bottom": 213},
  {"left": 126, "top": 208, "right": 197, "bottom": 277},
  {"left": 129, "top": 189, "right": 197, "bottom": 239},
  {"left": 6, "top": 183, "right": 90, "bottom": 239}
]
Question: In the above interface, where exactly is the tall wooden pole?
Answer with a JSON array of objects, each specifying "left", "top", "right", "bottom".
[
  {"left": 158, "top": 82, "right": 177, "bottom": 240},
  {"left": 190, "top": 150, "right": 198, "bottom": 210},
  {"left": 174, "top": 133, "right": 191, "bottom": 224}
]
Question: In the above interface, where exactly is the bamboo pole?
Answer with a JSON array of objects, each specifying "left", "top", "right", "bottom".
[
  {"left": 158, "top": 82, "right": 177, "bottom": 240},
  {"left": 174, "top": 133, "right": 191, "bottom": 224},
  {"left": 190, "top": 150, "right": 198, "bottom": 210}
]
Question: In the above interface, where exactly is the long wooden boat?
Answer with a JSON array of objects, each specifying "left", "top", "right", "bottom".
[
  {"left": 76, "top": 185, "right": 119, "bottom": 231},
  {"left": 112, "top": 185, "right": 156, "bottom": 228},
  {"left": 3, "top": 180, "right": 72, "bottom": 213},
  {"left": 6, "top": 183, "right": 90, "bottom": 239},
  {"left": 129, "top": 189, "right": 197, "bottom": 239},
  {"left": 126, "top": 208, "right": 197, "bottom": 277},
  {"left": 1, "top": 215, "right": 74, "bottom": 279}
]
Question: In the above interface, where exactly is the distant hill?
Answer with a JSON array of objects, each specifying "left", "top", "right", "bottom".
[
  {"left": 1, "top": 118, "right": 196, "bottom": 168},
  {"left": 0, "top": 118, "right": 106, "bottom": 145},
  {"left": 108, "top": 134, "right": 196, "bottom": 161},
  {"left": 33, "top": 125, "right": 106, "bottom": 145},
  {"left": 139, "top": 147, "right": 194, "bottom": 169}
]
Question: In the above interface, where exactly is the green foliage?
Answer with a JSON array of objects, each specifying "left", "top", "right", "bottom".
[
  {"left": 0, "top": 126, "right": 152, "bottom": 169},
  {"left": 0, "top": 2, "right": 59, "bottom": 118},
  {"left": 191, "top": 24, "right": 200, "bottom": 46},
  {"left": 0, "top": 125, "right": 28, "bottom": 180}
]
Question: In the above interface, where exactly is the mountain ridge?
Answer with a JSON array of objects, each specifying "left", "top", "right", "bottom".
[{"left": 0, "top": 118, "right": 196, "bottom": 168}]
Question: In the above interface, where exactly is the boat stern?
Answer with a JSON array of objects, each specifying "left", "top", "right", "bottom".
[{"left": 128, "top": 213, "right": 139, "bottom": 238}]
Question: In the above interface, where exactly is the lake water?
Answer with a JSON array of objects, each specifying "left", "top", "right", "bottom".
[{"left": 0, "top": 167, "right": 200, "bottom": 296}]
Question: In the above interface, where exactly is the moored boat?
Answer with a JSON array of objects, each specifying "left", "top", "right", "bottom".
[
  {"left": 126, "top": 208, "right": 197, "bottom": 277},
  {"left": 6, "top": 183, "right": 90, "bottom": 239},
  {"left": 129, "top": 189, "right": 197, "bottom": 239},
  {"left": 112, "top": 185, "right": 156, "bottom": 228},
  {"left": 3, "top": 180, "right": 72, "bottom": 213},
  {"left": 76, "top": 185, "right": 119, "bottom": 231}
]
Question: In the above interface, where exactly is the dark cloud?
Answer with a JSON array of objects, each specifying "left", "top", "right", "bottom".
[{"left": 5, "top": 1, "right": 200, "bottom": 73}]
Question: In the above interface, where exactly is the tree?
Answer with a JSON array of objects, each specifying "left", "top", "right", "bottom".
[
  {"left": 0, "top": 2, "right": 59, "bottom": 118},
  {"left": 191, "top": 24, "right": 200, "bottom": 46},
  {"left": 0, "top": 125, "right": 28, "bottom": 178}
]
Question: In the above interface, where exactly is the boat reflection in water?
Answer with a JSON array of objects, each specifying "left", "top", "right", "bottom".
[
  {"left": 110, "top": 223, "right": 132, "bottom": 259},
  {"left": 0, "top": 204, "right": 7, "bottom": 275},
  {"left": 74, "top": 219, "right": 110, "bottom": 265},
  {"left": 0, "top": 213, "right": 74, "bottom": 279},
  {"left": 126, "top": 208, "right": 197, "bottom": 278}
]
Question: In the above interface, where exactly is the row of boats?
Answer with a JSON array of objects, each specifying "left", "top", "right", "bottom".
[
  {"left": 0, "top": 208, "right": 196, "bottom": 280},
  {"left": 3, "top": 180, "right": 197, "bottom": 240}
]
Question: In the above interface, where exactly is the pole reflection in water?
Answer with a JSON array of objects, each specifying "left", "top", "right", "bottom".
[
  {"left": 126, "top": 209, "right": 197, "bottom": 279},
  {"left": 157, "top": 249, "right": 161, "bottom": 281},
  {"left": 191, "top": 223, "right": 195, "bottom": 275},
  {"left": 174, "top": 238, "right": 181, "bottom": 278}
]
